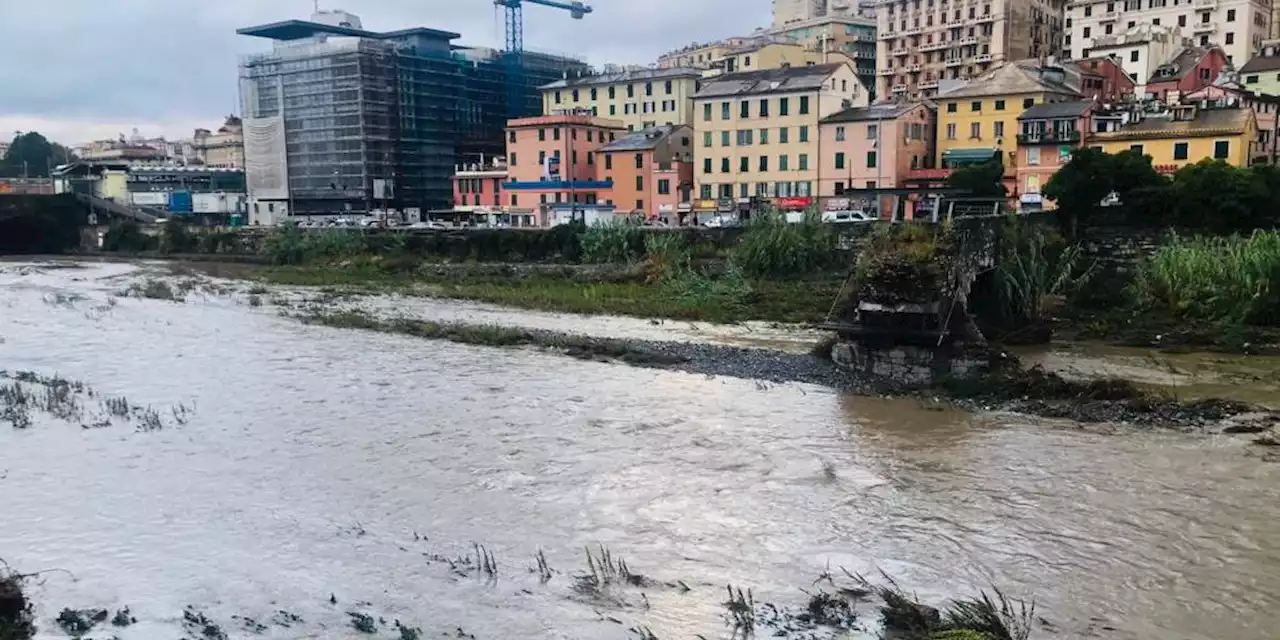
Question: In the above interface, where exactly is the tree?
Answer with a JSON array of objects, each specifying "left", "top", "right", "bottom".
[
  {"left": 1044, "top": 147, "right": 1166, "bottom": 237},
  {"left": 946, "top": 160, "right": 1007, "bottom": 197},
  {"left": 1, "top": 132, "right": 75, "bottom": 178}
]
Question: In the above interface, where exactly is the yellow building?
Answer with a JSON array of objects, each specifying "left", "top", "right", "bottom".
[
  {"left": 658, "top": 41, "right": 737, "bottom": 69},
  {"left": 692, "top": 61, "right": 869, "bottom": 201},
  {"left": 539, "top": 68, "right": 702, "bottom": 131},
  {"left": 711, "top": 42, "right": 849, "bottom": 76},
  {"left": 936, "top": 61, "right": 1082, "bottom": 169},
  {"left": 1088, "top": 106, "right": 1258, "bottom": 172}
]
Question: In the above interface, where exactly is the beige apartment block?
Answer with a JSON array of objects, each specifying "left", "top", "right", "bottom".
[
  {"left": 876, "top": 0, "right": 1066, "bottom": 101},
  {"left": 692, "top": 62, "right": 869, "bottom": 200},
  {"left": 1066, "top": 0, "right": 1270, "bottom": 68},
  {"left": 539, "top": 68, "right": 703, "bottom": 131}
]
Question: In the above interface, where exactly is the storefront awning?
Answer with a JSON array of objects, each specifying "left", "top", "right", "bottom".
[{"left": 941, "top": 148, "right": 998, "bottom": 167}]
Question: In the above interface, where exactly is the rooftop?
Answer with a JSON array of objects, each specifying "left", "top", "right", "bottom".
[
  {"left": 1090, "top": 107, "right": 1254, "bottom": 141},
  {"left": 1017, "top": 100, "right": 1095, "bottom": 120},
  {"left": 539, "top": 67, "right": 702, "bottom": 90},
  {"left": 598, "top": 125, "right": 683, "bottom": 152},
  {"left": 1239, "top": 52, "right": 1280, "bottom": 74},
  {"left": 938, "top": 60, "right": 1082, "bottom": 99},
  {"left": 1151, "top": 47, "right": 1215, "bottom": 83},
  {"left": 821, "top": 102, "right": 928, "bottom": 123},
  {"left": 237, "top": 19, "right": 459, "bottom": 42},
  {"left": 693, "top": 62, "right": 847, "bottom": 98}
]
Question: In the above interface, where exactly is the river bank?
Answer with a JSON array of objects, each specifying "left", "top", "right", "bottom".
[{"left": 5, "top": 259, "right": 1280, "bottom": 638}]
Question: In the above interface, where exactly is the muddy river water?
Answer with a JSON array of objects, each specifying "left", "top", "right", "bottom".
[{"left": 2, "top": 260, "right": 1278, "bottom": 639}]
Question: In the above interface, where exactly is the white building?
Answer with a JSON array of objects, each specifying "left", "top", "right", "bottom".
[
  {"left": 1083, "top": 23, "right": 1184, "bottom": 87},
  {"left": 773, "top": 0, "right": 876, "bottom": 27},
  {"left": 1066, "top": 0, "right": 1271, "bottom": 68}
]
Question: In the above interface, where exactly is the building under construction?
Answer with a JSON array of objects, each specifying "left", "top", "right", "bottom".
[{"left": 237, "top": 10, "right": 586, "bottom": 221}]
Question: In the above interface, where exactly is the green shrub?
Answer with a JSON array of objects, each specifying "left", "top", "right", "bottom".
[
  {"left": 580, "top": 221, "right": 645, "bottom": 264},
  {"left": 159, "top": 219, "right": 198, "bottom": 254},
  {"left": 1131, "top": 230, "right": 1280, "bottom": 326},
  {"left": 102, "top": 220, "right": 156, "bottom": 253},
  {"left": 731, "top": 210, "right": 839, "bottom": 278},
  {"left": 642, "top": 232, "right": 691, "bottom": 281},
  {"left": 660, "top": 264, "right": 755, "bottom": 317},
  {"left": 996, "top": 223, "right": 1096, "bottom": 323},
  {"left": 261, "top": 223, "right": 308, "bottom": 265}
]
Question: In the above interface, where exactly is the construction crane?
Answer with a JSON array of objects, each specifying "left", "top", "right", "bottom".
[{"left": 493, "top": 0, "right": 593, "bottom": 116}]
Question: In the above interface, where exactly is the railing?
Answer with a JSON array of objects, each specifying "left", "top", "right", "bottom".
[
  {"left": 1192, "top": 21, "right": 1218, "bottom": 33},
  {"left": 1016, "top": 130, "right": 1082, "bottom": 144}
]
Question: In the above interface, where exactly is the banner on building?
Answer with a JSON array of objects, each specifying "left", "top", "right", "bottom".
[{"left": 243, "top": 115, "right": 288, "bottom": 200}]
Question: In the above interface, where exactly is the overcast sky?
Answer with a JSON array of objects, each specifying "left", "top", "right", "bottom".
[{"left": 0, "top": 0, "right": 768, "bottom": 146}]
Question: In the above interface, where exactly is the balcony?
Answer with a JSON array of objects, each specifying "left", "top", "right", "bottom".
[
  {"left": 921, "top": 40, "right": 949, "bottom": 51},
  {"left": 918, "top": 79, "right": 940, "bottom": 89},
  {"left": 976, "top": 12, "right": 995, "bottom": 22},
  {"left": 892, "top": 47, "right": 909, "bottom": 56},
  {"left": 960, "top": 35, "right": 979, "bottom": 45},
  {"left": 945, "top": 56, "right": 965, "bottom": 66},
  {"left": 1099, "top": 10, "right": 1118, "bottom": 21},
  {"left": 909, "top": 63, "right": 923, "bottom": 72},
  {"left": 879, "top": 67, "right": 896, "bottom": 75},
  {"left": 1194, "top": 0, "right": 1216, "bottom": 7},
  {"left": 974, "top": 53, "right": 992, "bottom": 63},
  {"left": 1016, "top": 130, "right": 1082, "bottom": 145},
  {"left": 1193, "top": 21, "right": 1218, "bottom": 33},
  {"left": 892, "top": 83, "right": 908, "bottom": 93}
]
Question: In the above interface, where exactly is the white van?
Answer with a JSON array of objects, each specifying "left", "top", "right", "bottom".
[{"left": 821, "top": 210, "right": 878, "bottom": 224}]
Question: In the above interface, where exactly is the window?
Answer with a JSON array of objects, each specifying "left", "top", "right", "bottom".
[
  {"left": 1178, "top": 15, "right": 1186, "bottom": 27},
  {"left": 1084, "top": 6, "right": 1091, "bottom": 15},
  {"left": 798, "top": 154, "right": 809, "bottom": 170},
  {"left": 834, "top": 181, "right": 845, "bottom": 195},
  {"left": 835, "top": 152, "right": 846, "bottom": 169},
  {"left": 740, "top": 157, "right": 749, "bottom": 172},
  {"left": 970, "top": 122, "right": 981, "bottom": 138},
  {"left": 780, "top": 97, "right": 790, "bottom": 116},
  {"left": 1247, "top": 74, "right": 1259, "bottom": 84},
  {"left": 721, "top": 131, "right": 731, "bottom": 146},
  {"left": 1130, "top": 50, "right": 1139, "bottom": 62},
  {"left": 995, "top": 99, "right": 1005, "bottom": 111},
  {"left": 721, "top": 158, "right": 730, "bottom": 173},
  {"left": 587, "top": 152, "right": 594, "bottom": 165},
  {"left": 538, "top": 150, "right": 546, "bottom": 164},
  {"left": 799, "top": 96, "right": 810, "bottom": 114},
  {"left": 741, "top": 101, "right": 750, "bottom": 118},
  {"left": 572, "top": 89, "right": 579, "bottom": 102},
  {"left": 664, "top": 80, "right": 673, "bottom": 94},
  {"left": 1173, "top": 142, "right": 1189, "bottom": 160},
  {"left": 721, "top": 102, "right": 731, "bottom": 120},
  {"left": 759, "top": 156, "right": 769, "bottom": 171},
  {"left": 700, "top": 185, "right": 712, "bottom": 198},
  {"left": 971, "top": 101, "right": 982, "bottom": 112},
  {"left": 628, "top": 84, "right": 635, "bottom": 98},
  {"left": 587, "top": 130, "right": 593, "bottom": 142},
  {"left": 610, "top": 105, "right": 617, "bottom": 115},
  {"left": 1226, "top": 32, "right": 1235, "bottom": 45},
  {"left": 1130, "top": 144, "right": 1144, "bottom": 155},
  {"left": 867, "top": 124, "right": 878, "bottom": 140},
  {"left": 946, "top": 123, "right": 957, "bottom": 139},
  {"left": 1023, "top": 98, "right": 1035, "bottom": 108},
  {"left": 1105, "top": 24, "right": 1113, "bottom": 35},
  {"left": 554, "top": 91, "right": 562, "bottom": 104},
  {"left": 947, "top": 102, "right": 957, "bottom": 113},
  {"left": 994, "top": 121, "right": 1004, "bottom": 138},
  {"left": 799, "top": 126, "right": 810, "bottom": 142},
  {"left": 779, "top": 155, "right": 789, "bottom": 170},
  {"left": 1214, "top": 140, "right": 1230, "bottom": 158},
  {"left": 553, "top": 128, "right": 560, "bottom": 140},
  {"left": 703, "top": 132, "right": 712, "bottom": 147},
  {"left": 780, "top": 127, "right": 790, "bottom": 143},
  {"left": 509, "top": 152, "right": 517, "bottom": 166},
  {"left": 635, "top": 153, "right": 644, "bottom": 169},
  {"left": 590, "top": 88, "right": 597, "bottom": 100},
  {"left": 759, "top": 99, "right": 770, "bottom": 118},
  {"left": 703, "top": 103, "right": 712, "bottom": 121},
  {"left": 636, "top": 176, "right": 644, "bottom": 190},
  {"left": 1227, "top": 8, "right": 1235, "bottom": 20},
  {"left": 1083, "top": 26, "right": 1091, "bottom": 37},
  {"left": 760, "top": 128, "right": 770, "bottom": 144},
  {"left": 508, "top": 131, "right": 516, "bottom": 142},
  {"left": 1027, "top": 147, "right": 1041, "bottom": 165},
  {"left": 510, "top": 194, "right": 519, "bottom": 206},
  {"left": 703, "top": 158, "right": 712, "bottom": 173},
  {"left": 538, "top": 128, "right": 546, "bottom": 141},
  {"left": 866, "top": 150, "right": 877, "bottom": 168}
]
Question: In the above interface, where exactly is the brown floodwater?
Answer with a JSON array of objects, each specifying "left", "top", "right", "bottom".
[{"left": 1, "top": 260, "right": 1278, "bottom": 639}]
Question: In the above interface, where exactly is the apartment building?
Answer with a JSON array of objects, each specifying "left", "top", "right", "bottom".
[
  {"left": 1088, "top": 104, "right": 1258, "bottom": 171},
  {"left": 1014, "top": 100, "right": 1094, "bottom": 205},
  {"left": 936, "top": 61, "right": 1083, "bottom": 169},
  {"left": 504, "top": 113, "right": 627, "bottom": 221},
  {"left": 1185, "top": 82, "right": 1279, "bottom": 160},
  {"left": 1065, "top": 0, "right": 1271, "bottom": 68},
  {"left": 193, "top": 116, "right": 245, "bottom": 169},
  {"left": 1240, "top": 39, "right": 1280, "bottom": 94},
  {"left": 452, "top": 159, "right": 508, "bottom": 211},
  {"left": 693, "top": 63, "right": 868, "bottom": 202},
  {"left": 1145, "top": 46, "right": 1229, "bottom": 98},
  {"left": 539, "top": 68, "right": 702, "bottom": 131},
  {"left": 770, "top": 16, "right": 880, "bottom": 93},
  {"left": 1081, "top": 23, "right": 1183, "bottom": 88},
  {"left": 817, "top": 102, "right": 936, "bottom": 197},
  {"left": 876, "top": 0, "right": 1066, "bottom": 101},
  {"left": 596, "top": 125, "right": 695, "bottom": 218}
]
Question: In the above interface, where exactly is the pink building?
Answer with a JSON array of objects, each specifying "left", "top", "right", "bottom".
[
  {"left": 505, "top": 113, "right": 626, "bottom": 223},
  {"left": 817, "top": 102, "right": 935, "bottom": 200},
  {"left": 1014, "top": 100, "right": 1095, "bottom": 210},
  {"left": 451, "top": 160, "right": 506, "bottom": 209},
  {"left": 1146, "top": 47, "right": 1229, "bottom": 102}
]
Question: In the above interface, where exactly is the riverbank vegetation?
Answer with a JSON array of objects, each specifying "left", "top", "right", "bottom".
[{"left": 0, "top": 566, "right": 34, "bottom": 640}]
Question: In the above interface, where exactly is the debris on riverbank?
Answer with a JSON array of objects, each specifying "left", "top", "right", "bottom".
[
  {"left": 0, "top": 567, "right": 34, "bottom": 640},
  {"left": 0, "top": 370, "right": 192, "bottom": 431}
]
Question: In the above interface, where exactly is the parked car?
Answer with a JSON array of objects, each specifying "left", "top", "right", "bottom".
[{"left": 821, "top": 210, "right": 878, "bottom": 224}]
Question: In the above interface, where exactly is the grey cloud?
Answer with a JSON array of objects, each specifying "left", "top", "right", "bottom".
[{"left": 0, "top": 0, "right": 767, "bottom": 140}]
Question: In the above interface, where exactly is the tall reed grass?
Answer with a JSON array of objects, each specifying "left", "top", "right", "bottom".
[
  {"left": 579, "top": 221, "right": 645, "bottom": 264},
  {"left": 996, "top": 225, "right": 1096, "bottom": 323},
  {"left": 1131, "top": 230, "right": 1280, "bottom": 326},
  {"left": 731, "top": 211, "right": 840, "bottom": 278}
]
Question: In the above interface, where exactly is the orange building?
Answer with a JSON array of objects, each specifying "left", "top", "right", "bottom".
[
  {"left": 505, "top": 112, "right": 626, "bottom": 223},
  {"left": 817, "top": 102, "right": 935, "bottom": 197},
  {"left": 595, "top": 125, "right": 695, "bottom": 221}
]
